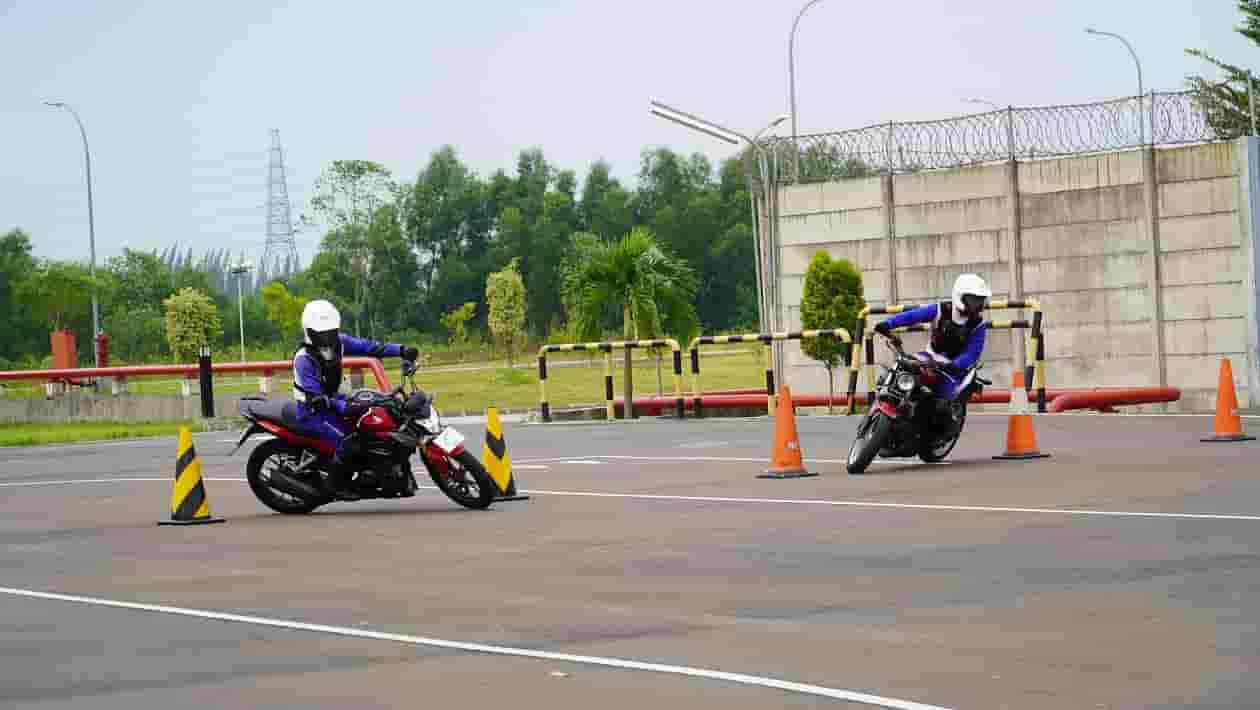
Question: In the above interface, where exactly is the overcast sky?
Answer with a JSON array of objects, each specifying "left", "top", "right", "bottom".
[{"left": 1, "top": 0, "right": 1251, "bottom": 264}]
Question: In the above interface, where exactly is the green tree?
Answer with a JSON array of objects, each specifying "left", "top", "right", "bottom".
[
  {"left": 15, "top": 261, "right": 103, "bottom": 333},
  {"left": 260, "top": 282, "right": 308, "bottom": 344},
  {"left": 485, "top": 258, "right": 527, "bottom": 366},
  {"left": 107, "top": 249, "right": 173, "bottom": 310},
  {"left": 0, "top": 229, "right": 38, "bottom": 362},
  {"left": 439, "top": 301, "right": 478, "bottom": 349},
  {"left": 162, "top": 288, "right": 223, "bottom": 363},
  {"left": 799, "top": 251, "right": 864, "bottom": 411},
  {"left": 562, "top": 227, "right": 698, "bottom": 412},
  {"left": 1186, "top": 1, "right": 1258, "bottom": 139},
  {"left": 305, "top": 160, "right": 395, "bottom": 335}
]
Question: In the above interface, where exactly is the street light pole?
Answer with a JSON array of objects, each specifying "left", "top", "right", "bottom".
[
  {"left": 650, "top": 100, "right": 789, "bottom": 386},
  {"left": 1085, "top": 28, "right": 1145, "bottom": 144},
  {"left": 230, "top": 261, "right": 254, "bottom": 365},
  {"left": 44, "top": 101, "right": 100, "bottom": 366},
  {"left": 789, "top": 0, "right": 827, "bottom": 145}
]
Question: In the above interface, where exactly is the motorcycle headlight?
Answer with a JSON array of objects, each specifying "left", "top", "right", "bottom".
[{"left": 896, "top": 373, "right": 916, "bottom": 392}]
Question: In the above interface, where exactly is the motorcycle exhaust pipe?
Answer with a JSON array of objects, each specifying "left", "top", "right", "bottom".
[{"left": 268, "top": 469, "right": 327, "bottom": 502}]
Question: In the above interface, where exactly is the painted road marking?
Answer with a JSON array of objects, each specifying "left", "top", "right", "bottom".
[
  {"left": 0, "top": 586, "right": 951, "bottom": 710},
  {"left": 590, "top": 455, "right": 947, "bottom": 466},
  {"left": 3, "top": 477, "right": 1258, "bottom": 522}
]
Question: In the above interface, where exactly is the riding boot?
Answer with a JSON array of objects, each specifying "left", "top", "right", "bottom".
[{"left": 327, "top": 456, "right": 361, "bottom": 502}]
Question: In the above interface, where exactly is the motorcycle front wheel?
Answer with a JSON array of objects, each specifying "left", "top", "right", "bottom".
[
  {"left": 847, "top": 412, "right": 893, "bottom": 475},
  {"left": 423, "top": 450, "right": 496, "bottom": 510},
  {"left": 920, "top": 407, "right": 966, "bottom": 463}
]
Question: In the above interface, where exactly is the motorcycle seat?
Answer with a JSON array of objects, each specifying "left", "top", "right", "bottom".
[{"left": 241, "top": 398, "right": 305, "bottom": 431}]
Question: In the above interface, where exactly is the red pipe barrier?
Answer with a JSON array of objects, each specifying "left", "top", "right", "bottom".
[
  {"left": 617, "top": 387, "right": 1182, "bottom": 415},
  {"left": 1047, "top": 387, "right": 1181, "bottom": 413},
  {"left": 0, "top": 357, "right": 392, "bottom": 392}
]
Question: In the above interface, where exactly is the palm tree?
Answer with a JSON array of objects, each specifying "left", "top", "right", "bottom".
[{"left": 563, "top": 227, "right": 699, "bottom": 417}]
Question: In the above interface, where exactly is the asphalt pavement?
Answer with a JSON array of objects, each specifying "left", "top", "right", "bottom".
[{"left": 2, "top": 413, "right": 1258, "bottom": 709}]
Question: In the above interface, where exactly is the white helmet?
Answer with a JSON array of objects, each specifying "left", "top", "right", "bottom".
[
  {"left": 952, "top": 274, "right": 992, "bottom": 319},
  {"left": 301, "top": 299, "right": 342, "bottom": 361}
]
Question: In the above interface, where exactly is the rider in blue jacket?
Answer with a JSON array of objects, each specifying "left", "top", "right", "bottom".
[
  {"left": 872, "top": 274, "right": 991, "bottom": 432},
  {"left": 293, "top": 299, "right": 418, "bottom": 500}
]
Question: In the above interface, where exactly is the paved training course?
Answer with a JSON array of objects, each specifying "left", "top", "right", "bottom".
[{"left": 2, "top": 414, "right": 1257, "bottom": 708}]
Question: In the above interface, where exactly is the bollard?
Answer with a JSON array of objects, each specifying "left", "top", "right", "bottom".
[
  {"left": 112, "top": 376, "right": 128, "bottom": 397},
  {"left": 350, "top": 368, "right": 365, "bottom": 389},
  {"left": 198, "top": 345, "right": 215, "bottom": 418},
  {"left": 259, "top": 369, "right": 273, "bottom": 395}
]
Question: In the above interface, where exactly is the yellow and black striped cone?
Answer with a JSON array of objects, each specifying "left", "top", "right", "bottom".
[
  {"left": 484, "top": 407, "right": 529, "bottom": 502},
  {"left": 158, "top": 427, "right": 225, "bottom": 526}
]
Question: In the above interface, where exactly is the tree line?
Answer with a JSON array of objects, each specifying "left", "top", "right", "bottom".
[{"left": 0, "top": 144, "right": 765, "bottom": 368}]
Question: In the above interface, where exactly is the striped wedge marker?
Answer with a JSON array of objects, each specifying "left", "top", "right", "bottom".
[
  {"left": 484, "top": 407, "right": 529, "bottom": 501},
  {"left": 159, "top": 427, "right": 225, "bottom": 526}
]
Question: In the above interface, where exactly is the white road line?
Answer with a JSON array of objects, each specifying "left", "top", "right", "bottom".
[
  {"left": 0, "top": 477, "right": 244, "bottom": 488},
  {"left": 0, "top": 586, "right": 950, "bottom": 710},
  {"left": 590, "top": 455, "right": 942, "bottom": 466},
  {"left": 505, "top": 489, "right": 1260, "bottom": 522},
  {"left": 3, "top": 477, "right": 1256, "bottom": 522}
]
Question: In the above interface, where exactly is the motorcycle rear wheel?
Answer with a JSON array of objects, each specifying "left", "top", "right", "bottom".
[
  {"left": 425, "top": 450, "right": 496, "bottom": 510},
  {"left": 848, "top": 412, "right": 893, "bottom": 475},
  {"left": 247, "top": 439, "right": 323, "bottom": 514}
]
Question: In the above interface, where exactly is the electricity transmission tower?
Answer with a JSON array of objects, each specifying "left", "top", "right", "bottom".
[{"left": 262, "top": 129, "right": 299, "bottom": 276}]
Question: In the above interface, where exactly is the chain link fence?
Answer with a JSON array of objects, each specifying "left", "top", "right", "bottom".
[{"left": 761, "top": 90, "right": 1218, "bottom": 184}]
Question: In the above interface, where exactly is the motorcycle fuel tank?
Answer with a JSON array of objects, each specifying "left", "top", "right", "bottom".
[{"left": 357, "top": 406, "right": 397, "bottom": 433}]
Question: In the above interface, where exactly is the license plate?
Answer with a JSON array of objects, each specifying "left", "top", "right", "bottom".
[{"left": 433, "top": 427, "right": 464, "bottom": 453}]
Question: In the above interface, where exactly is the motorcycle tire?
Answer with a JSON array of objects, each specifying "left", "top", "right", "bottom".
[
  {"left": 425, "top": 450, "right": 496, "bottom": 510},
  {"left": 848, "top": 412, "right": 893, "bottom": 475},
  {"left": 247, "top": 439, "right": 323, "bottom": 515},
  {"left": 920, "top": 408, "right": 966, "bottom": 463}
]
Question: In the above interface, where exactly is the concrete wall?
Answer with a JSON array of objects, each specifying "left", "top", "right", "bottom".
[
  {"left": 0, "top": 392, "right": 247, "bottom": 424},
  {"left": 776, "top": 138, "right": 1260, "bottom": 411}
]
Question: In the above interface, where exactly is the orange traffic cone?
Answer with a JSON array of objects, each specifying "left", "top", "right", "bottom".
[
  {"left": 759, "top": 385, "right": 818, "bottom": 479},
  {"left": 1202, "top": 358, "right": 1255, "bottom": 443},
  {"left": 994, "top": 371, "right": 1050, "bottom": 460}
]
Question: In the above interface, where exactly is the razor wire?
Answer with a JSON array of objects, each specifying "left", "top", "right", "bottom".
[{"left": 763, "top": 91, "right": 1218, "bottom": 185}]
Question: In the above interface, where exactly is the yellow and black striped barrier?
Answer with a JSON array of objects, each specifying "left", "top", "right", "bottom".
[
  {"left": 158, "top": 426, "right": 224, "bottom": 526},
  {"left": 846, "top": 298, "right": 1046, "bottom": 415},
  {"left": 538, "top": 338, "right": 684, "bottom": 422},
  {"left": 483, "top": 406, "right": 528, "bottom": 501},
  {"left": 687, "top": 329, "right": 852, "bottom": 419}
]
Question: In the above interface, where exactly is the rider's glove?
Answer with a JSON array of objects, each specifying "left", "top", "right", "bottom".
[
  {"left": 873, "top": 322, "right": 901, "bottom": 348},
  {"left": 344, "top": 401, "right": 370, "bottom": 421},
  {"left": 307, "top": 394, "right": 331, "bottom": 413},
  {"left": 401, "top": 346, "right": 420, "bottom": 363}
]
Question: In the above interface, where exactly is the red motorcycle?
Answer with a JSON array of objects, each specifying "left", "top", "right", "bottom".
[{"left": 232, "top": 362, "right": 496, "bottom": 513}]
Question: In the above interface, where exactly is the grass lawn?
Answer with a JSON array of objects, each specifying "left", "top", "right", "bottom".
[
  {"left": 0, "top": 420, "right": 235, "bottom": 447},
  {"left": 0, "top": 347, "right": 773, "bottom": 415},
  {"left": 417, "top": 347, "right": 768, "bottom": 413}
]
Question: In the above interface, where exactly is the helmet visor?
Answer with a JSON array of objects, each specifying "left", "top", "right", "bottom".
[{"left": 960, "top": 294, "right": 987, "bottom": 317}]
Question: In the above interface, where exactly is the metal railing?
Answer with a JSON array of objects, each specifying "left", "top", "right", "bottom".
[
  {"left": 849, "top": 299, "right": 1046, "bottom": 414},
  {"left": 762, "top": 90, "right": 1216, "bottom": 182},
  {"left": 0, "top": 357, "right": 392, "bottom": 399},
  {"left": 537, "top": 339, "right": 684, "bottom": 422},
  {"left": 688, "top": 329, "right": 851, "bottom": 418}
]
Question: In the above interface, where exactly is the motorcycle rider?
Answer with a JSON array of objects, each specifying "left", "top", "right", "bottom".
[
  {"left": 872, "top": 273, "right": 992, "bottom": 437},
  {"left": 293, "top": 299, "right": 419, "bottom": 500}
]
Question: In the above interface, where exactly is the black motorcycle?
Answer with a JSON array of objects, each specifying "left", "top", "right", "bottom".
[{"left": 846, "top": 333, "right": 989, "bottom": 474}]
